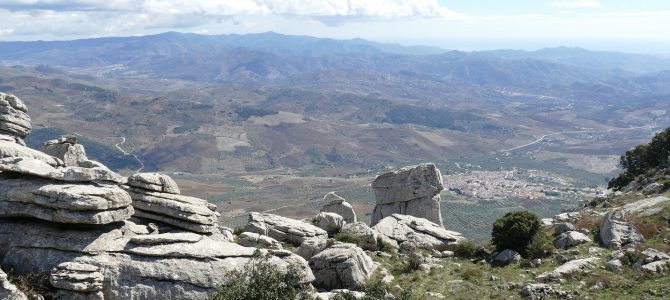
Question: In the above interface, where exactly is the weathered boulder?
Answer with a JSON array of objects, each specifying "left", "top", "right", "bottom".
[
  {"left": 637, "top": 248, "right": 670, "bottom": 273},
  {"left": 536, "top": 257, "right": 599, "bottom": 281},
  {"left": 371, "top": 163, "right": 444, "bottom": 226},
  {"left": 340, "top": 222, "right": 379, "bottom": 251},
  {"left": 605, "top": 259, "right": 623, "bottom": 271},
  {"left": 128, "top": 172, "right": 180, "bottom": 194},
  {"left": 40, "top": 137, "right": 89, "bottom": 167},
  {"left": 372, "top": 214, "right": 463, "bottom": 250},
  {"left": 237, "top": 232, "right": 283, "bottom": 250},
  {"left": 0, "top": 157, "right": 124, "bottom": 184},
  {"left": 599, "top": 210, "right": 645, "bottom": 249},
  {"left": 50, "top": 262, "right": 104, "bottom": 300},
  {"left": 0, "top": 267, "right": 28, "bottom": 300},
  {"left": 520, "top": 283, "right": 567, "bottom": 299},
  {"left": 309, "top": 243, "right": 375, "bottom": 290},
  {"left": 127, "top": 175, "right": 220, "bottom": 234},
  {"left": 642, "top": 182, "right": 664, "bottom": 195},
  {"left": 491, "top": 249, "right": 521, "bottom": 266},
  {"left": 554, "top": 223, "right": 575, "bottom": 236},
  {"left": 554, "top": 231, "right": 592, "bottom": 249},
  {"left": 0, "top": 173, "right": 133, "bottom": 224},
  {"left": 0, "top": 218, "right": 314, "bottom": 300},
  {"left": 314, "top": 212, "right": 345, "bottom": 235},
  {"left": 0, "top": 140, "right": 63, "bottom": 166},
  {"left": 320, "top": 192, "right": 356, "bottom": 223},
  {"left": 0, "top": 93, "right": 31, "bottom": 143},
  {"left": 246, "top": 212, "right": 328, "bottom": 245},
  {"left": 297, "top": 238, "right": 330, "bottom": 260}
]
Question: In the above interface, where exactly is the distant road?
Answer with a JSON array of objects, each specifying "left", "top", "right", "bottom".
[
  {"left": 115, "top": 136, "right": 145, "bottom": 172},
  {"left": 501, "top": 125, "right": 654, "bottom": 153}
]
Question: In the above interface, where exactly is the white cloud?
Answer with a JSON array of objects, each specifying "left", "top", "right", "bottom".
[{"left": 551, "top": 0, "right": 603, "bottom": 9}]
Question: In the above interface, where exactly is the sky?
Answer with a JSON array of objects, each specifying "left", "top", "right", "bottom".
[{"left": 0, "top": 0, "right": 669, "bottom": 53}]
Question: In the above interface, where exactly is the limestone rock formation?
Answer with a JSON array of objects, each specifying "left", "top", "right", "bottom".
[
  {"left": 0, "top": 157, "right": 124, "bottom": 184},
  {"left": 309, "top": 243, "right": 375, "bottom": 290},
  {"left": 599, "top": 210, "right": 645, "bottom": 249},
  {"left": 50, "top": 262, "right": 104, "bottom": 300},
  {"left": 340, "top": 222, "right": 379, "bottom": 251},
  {"left": 313, "top": 212, "right": 345, "bottom": 235},
  {"left": 554, "top": 231, "right": 592, "bottom": 249},
  {"left": 127, "top": 173, "right": 220, "bottom": 234},
  {"left": 536, "top": 257, "right": 599, "bottom": 281},
  {"left": 372, "top": 214, "right": 463, "bottom": 250},
  {"left": 0, "top": 139, "right": 63, "bottom": 166},
  {"left": 237, "top": 232, "right": 283, "bottom": 250},
  {"left": 297, "top": 238, "right": 330, "bottom": 260},
  {"left": 320, "top": 192, "right": 357, "bottom": 223},
  {"left": 0, "top": 267, "right": 28, "bottom": 300},
  {"left": 246, "top": 212, "right": 328, "bottom": 245},
  {"left": 40, "top": 137, "right": 91, "bottom": 167},
  {"left": 0, "top": 92, "right": 30, "bottom": 145},
  {"left": 371, "top": 163, "right": 444, "bottom": 226}
]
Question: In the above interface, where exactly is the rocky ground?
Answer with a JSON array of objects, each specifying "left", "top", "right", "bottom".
[{"left": 0, "top": 91, "right": 668, "bottom": 300}]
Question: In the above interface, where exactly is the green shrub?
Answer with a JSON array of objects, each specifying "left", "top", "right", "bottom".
[
  {"left": 232, "top": 227, "right": 244, "bottom": 236},
  {"left": 376, "top": 236, "right": 395, "bottom": 253},
  {"left": 335, "top": 232, "right": 363, "bottom": 246},
  {"left": 209, "top": 250, "right": 312, "bottom": 300},
  {"left": 526, "top": 230, "right": 554, "bottom": 259},
  {"left": 460, "top": 265, "right": 483, "bottom": 282},
  {"left": 621, "top": 251, "right": 643, "bottom": 266},
  {"left": 454, "top": 239, "right": 479, "bottom": 259},
  {"left": 491, "top": 211, "right": 541, "bottom": 257}
]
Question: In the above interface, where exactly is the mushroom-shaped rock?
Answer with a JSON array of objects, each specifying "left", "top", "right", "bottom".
[
  {"left": 238, "top": 232, "right": 283, "bottom": 250},
  {"left": 320, "top": 192, "right": 357, "bottom": 223},
  {"left": 372, "top": 214, "right": 463, "bottom": 250},
  {"left": 371, "top": 163, "right": 444, "bottom": 226},
  {"left": 599, "top": 210, "right": 645, "bottom": 249},
  {"left": 313, "top": 212, "right": 345, "bottom": 235},
  {"left": 309, "top": 243, "right": 375, "bottom": 290},
  {"left": 245, "top": 212, "right": 328, "bottom": 246},
  {"left": 128, "top": 173, "right": 180, "bottom": 194}
]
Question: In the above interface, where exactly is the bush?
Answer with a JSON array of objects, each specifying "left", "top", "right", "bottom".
[
  {"left": 526, "top": 230, "right": 554, "bottom": 259},
  {"left": 459, "top": 265, "right": 483, "bottom": 282},
  {"left": 209, "top": 250, "right": 312, "bottom": 300},
  {"left": 376, "top": 236, "right": 394, "bottom": 253},
  {"left": 491, "top": 211, "right": 541, "bottom": 257},
  {"left": 454, "top": 239, "right": 479, "bottom": 259}
]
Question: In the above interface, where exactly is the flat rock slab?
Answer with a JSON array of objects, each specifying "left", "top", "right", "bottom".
[
  {"left": 128, "top": 173, "right": 180, "bottom": 194},
  {"left": 50, "top": 262, "right": 104, "bottom": 292},
  {"left": 0, "top": 157, "right": 125, "bottom": 183},
  {"left": 372, "top": 214, "right": 463, "bottom": 250},
  {"left": 622, "top": 196, "right": 669, "bottom": 213},
  {"left": 537, "top": 257, "right": 599, "bottom": 281},
  {"left": 129, "top": 232, "right": 203, "bottom": 245},
  {"left": 246, "top": 212, "right": 328, "bottom": 245},
  {"left": 0, "top": 140, "right": 63, "bottom": 166}
]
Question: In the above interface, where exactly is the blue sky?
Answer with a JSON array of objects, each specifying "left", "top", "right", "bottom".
[{"left": 0, "top": 0, "right": 668, "bottom": 53}]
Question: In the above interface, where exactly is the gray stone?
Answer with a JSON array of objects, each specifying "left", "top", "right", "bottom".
[
  {"left": 238, "top": 232, "right": 283, "bottom": 250},
  {"left": 623, "top": 195, "right": 669, "bottom": 213},
  {"left": 642, "top": 182, "right": 664, "bottom": 195},
  {"left": 554, "top": 223, "right": 575, "bottom": 236},
  {"left": 321, "top": 192, "right": 357, "bottom": 223},
  {"left": 520, "top": 283, "right": 565, "bottom": 299},
  {"left": 372, "top": 214, "right": 463, "bottom": 250},
  {"left": 50, "top": 262, "right": 104, "bottom": 292},
  {"left": 492, "top": 249, "right": 521, "bottom": 266},
  {"left": 128, "top": 173, "right": 180, "bottom": 194},
  {"left": 0, "top": 157, "right": 124, "bottom": 183},
  {"left": 0, "top": 140, "right": 63, "bottom": 166},
  {"left": 0, "top": 174, "right": 134, "bottom": 224},
  {"left": 0, "top": 93, "right": 31, "bottom": 140},
  {"left": 340, "top": 222, "right": 379, "bottom": 251},
  {"left": 297, "top": 238, "right": 330, "bottom": 260},
  {"left": 555, "top": 231, "right": 592, "bottom": 249},
  {"left": 40, "top": 137, "right": 89, "bottom": 167},
  {"left": 599, "top": 210, "right": 645, "bottom": 249},
  {"left": 371, "top": 163, "right": 444, "bottom": 226},
  {"left": 605, "top": 259, "right": 623, "bottom": 271},
  {"left": 0, "top": 267, "right": 28, "bottom": 300},
  {"left": 309, "top": 243, "right": 375, "bottom": 290},
  {"left": 129, "top": 232, "right": 203, "bottom": 245},
  {"left": 314, "top": 212, "right": 345, "bottom": 235},
  {"left": 536, "top": 257, "right": 599, "bottom": 281},
  {"left": 246, "top": 212, "right": 328, "bottom": 246}
]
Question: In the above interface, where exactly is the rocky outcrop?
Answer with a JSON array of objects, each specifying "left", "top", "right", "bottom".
[
  {"left": 491, "top": 249, "right": 521, "bottom": 266},
  {"left": 0, "top": 139, "right": 63, "bottom": 166},
  {"left": 313, "top": 212, "right": 345, "bottom": 235},
  {"left": 0, "top": 267, "right": 28, "bottom": 300},
  {"left": 372, "top": 214, "right": 463, "bottom": 250},
  {"left": 599, "top": 210, "right": 645, "bottom": 249},
  {"left": 246, "top": 212, "right": 328, "bottom": 245},
  {"left": 371, "top": 163, "right": 444, "bottom": 226},
  {"left": 0, "top": 92, "right": 30, "bottom": 145},
  {"left": 536, "top": 257, "right": 599, "bottom": 281},
  {"left": 554, "top": 231, "right": 592, "bottom": 249},
  {"left": 40, "top": 136, "right": 91, "bottom": 167},
  {"left": 127, "top": 173, "right": 220, "bottom": 234},
  {"left": 320, "top": 192, "right": 356, "bottom": 223},
  {"left": 340, "top": 222, "right": 379, "bottom": 251},
  {"left": 50, "top": 262, "right": 104, "bottom": 300},
  {"left": 237, "top": 232, "right": 283, "bottom": 250},
  {"left": 298, "top": 238, "right": 330, "bottom": 260},
  {"left": 309, "top": 243, "right": 375, "bottom": 290}
]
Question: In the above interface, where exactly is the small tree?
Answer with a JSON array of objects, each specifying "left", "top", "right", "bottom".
[{"left": 491, "top": 211, "right": 541, "bottom": 257}]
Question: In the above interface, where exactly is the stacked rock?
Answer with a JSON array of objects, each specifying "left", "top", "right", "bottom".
[
  {"left": 320, "top": 192, "right": 357, "bottom": 223},
  {"left": 370, "top": 163, "right": 444, "bottom": 226},
  {"left": 126, "top": 173, "right": 221, "bottom": 234},
  {"left": 50, "top": 262, "right": 104, "bottom": 300},
  {"left": 0, "top": 92, "right": 30, "bottom": 146}
]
